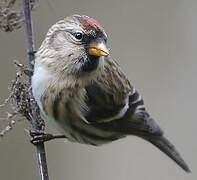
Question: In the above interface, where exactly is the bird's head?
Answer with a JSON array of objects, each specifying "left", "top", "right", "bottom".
[{"left": 36, "top": 15, "right": 109, "bottom": 78}]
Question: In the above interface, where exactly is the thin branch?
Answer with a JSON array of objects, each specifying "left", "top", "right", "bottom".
[{"left": 23, "top": 1, "right": 49, "bottom": 180}]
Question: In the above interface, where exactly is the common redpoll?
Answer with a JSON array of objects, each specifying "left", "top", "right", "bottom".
[{"left": 32, "top": 14, "right": 190, "bottom": 172}]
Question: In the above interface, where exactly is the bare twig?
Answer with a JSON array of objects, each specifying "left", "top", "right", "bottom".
[
  {"left": 0, "top": 0, "right": 39, "bottom": 32},
  {"left": 23, "top": 0, "right": 49, "bottom": 180}
]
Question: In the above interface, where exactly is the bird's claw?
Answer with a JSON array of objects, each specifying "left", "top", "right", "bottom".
[{"left": 29, "top": 130, "right": 54, "bottom": 145}]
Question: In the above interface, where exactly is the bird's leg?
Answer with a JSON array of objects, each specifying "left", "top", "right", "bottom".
[{"left": 29, "top": 130, "right": 66, "bottom": 145}]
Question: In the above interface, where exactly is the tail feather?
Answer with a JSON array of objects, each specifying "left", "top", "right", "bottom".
[
  {"left": 142, "top": 135, "right": 191, "bottom": 172},
  {"left": 112, "top": 111, "right": 190, "bottom": 172}
]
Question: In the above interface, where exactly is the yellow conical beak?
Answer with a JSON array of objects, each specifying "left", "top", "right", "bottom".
[{"left": 89, "top": 40, "right": 109, "bottom": 57}]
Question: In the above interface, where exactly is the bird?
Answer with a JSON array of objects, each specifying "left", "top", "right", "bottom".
[{"left": 31, "top": 14, "right": 190, "bottom": 172}]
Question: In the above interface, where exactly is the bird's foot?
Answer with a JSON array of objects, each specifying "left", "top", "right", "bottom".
[{"left": 29, "top": 130, "right": 66, "bottom": 145}]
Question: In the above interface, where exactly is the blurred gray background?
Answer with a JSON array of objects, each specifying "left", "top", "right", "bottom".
[{"left": 0, "top": 0, "right": 196, "bottom": 179}]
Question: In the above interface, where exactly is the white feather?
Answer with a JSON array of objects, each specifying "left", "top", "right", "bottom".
[{"left": 32, "top": 66, "right": 52, "bottom": 107}]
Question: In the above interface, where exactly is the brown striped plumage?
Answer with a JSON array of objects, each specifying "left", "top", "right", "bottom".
[
  {"left": 39, "top": 56, "right": 129, "bottom": 145},
  {"left": 32, "top": 15, "right": 190, "bottom": 172}
]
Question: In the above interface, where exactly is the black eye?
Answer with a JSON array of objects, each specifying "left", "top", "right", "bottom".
[{"left": 73, "top": 32, "right": 83, "bottom": 40}]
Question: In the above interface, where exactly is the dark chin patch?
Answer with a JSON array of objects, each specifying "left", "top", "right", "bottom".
[{"left": 80, "top": 55, "right": 100, "bottom": 73}]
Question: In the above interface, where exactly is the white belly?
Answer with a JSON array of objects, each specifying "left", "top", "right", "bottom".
[{"left": 32, "top": 66, "right": 52, "bottom": 108}]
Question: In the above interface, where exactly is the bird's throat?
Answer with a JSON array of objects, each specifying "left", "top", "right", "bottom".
[{"left": 81, "top": 55, "right": 100, "bottom": 73}]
